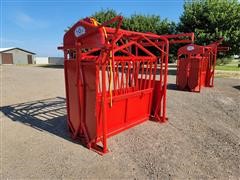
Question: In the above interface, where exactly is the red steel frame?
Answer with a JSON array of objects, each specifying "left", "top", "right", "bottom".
[
  {"left": 58, "top": 16, "right": 169, "bottom": 154},
  {"left": 142, "top": 32, "right": 194, "bottom": 46},
  {"left": 176, "top": 39, "right": 228, "bottom": 92},
  {"left": 163, "top": 33, "right": 194, "bottom": 44}
]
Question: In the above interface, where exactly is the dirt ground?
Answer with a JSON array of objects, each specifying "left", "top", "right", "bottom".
[{"left": 0, "top": 65, "right": 239, "bottom": 179}]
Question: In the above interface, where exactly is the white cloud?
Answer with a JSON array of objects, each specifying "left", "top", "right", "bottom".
[
  {"left": 15, "top": 12, "right": 49, "bottom": 29},
  {"left": 18, "top": 12, "right": 33, "bottom": 24}
]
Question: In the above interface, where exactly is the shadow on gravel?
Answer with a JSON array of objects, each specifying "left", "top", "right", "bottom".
[
  {"left": 167, "top": 83, "right": 187, "bottom": 92},
  {"left": 36, "top": 65, "right": 64, "bottom": 69},
  {"left": 233, "top": 85, "right": 240, "bottom": 90},
  {"left": 167, "top": 83, "right": 178, "bottom": 90},
  {"left": 168, "top": 69, "right": 177, "bottom": 75},
  {"left": 1, "top": 97, "right": 82, "bottom": 145}
]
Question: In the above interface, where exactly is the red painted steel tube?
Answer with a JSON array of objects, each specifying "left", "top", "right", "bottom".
[
  {"left": 162, "top": 41, "right": 169, "bottom": 122},
  {"left": 63, "top": 51, "right": 73, "bottom": 134},
  {"left": 163, "top": 32, "right": 194, "bottom": 44},
  {"left": 101, "top": 64, "right": 108, "bottom": 153}
]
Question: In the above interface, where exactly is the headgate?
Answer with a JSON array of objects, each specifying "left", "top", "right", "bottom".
[
  {"left": 58, "top": 16, "right": 169, "bottom": 154},
  {"left": 176, "top": 39, "right": 228, "bottom": 92}
]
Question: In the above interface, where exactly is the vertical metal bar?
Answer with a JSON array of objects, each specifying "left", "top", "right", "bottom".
[
  {"left": 210, "top": 51, "right": 216, "bottom": 87},
  {"left": 135, "top": 62, "right": 140, "bottom": 91},
  {"left": 101, "top": 64, "right": 108, "bottom": 153},
  {"left": 131, "top": 61, "right": 135, "bottom": 89},
  {"left": 121, "top": 62, "right": 125, "bottom": 94},
  {"left": 124, "top": 62, "right": 127, "bottom": 93},
  {"left": 63, "top": 51, "right": 73, "bottom": 132},
  {"left": 126, "top": 61, "right": 130, "bottom": 92},
  {"left": 112, "top": 60, "right": 117, "bottom": 95},
  {"left": 140, "top": 62, "right": 144, "bottom": 90},
  {"left": 144, "top": 61, "right": 149, "bottom": 89},
  {"left": 107, "top": 62, "right": 110, "bottom": 92},
  {"left": 152, "top": 60, "right": 157, "bottom": 85},
  {"left": 199, "top": 56, "right": 202, "bottom": 92},
  {"left": 148, "top": 61, "right": 153, "bottom": 88},
  {"left": 116, "top": 62, "right": 120, "bottom": 94},
  {"left": 158, "top": 45, "right": 164, "bottom": 118},
  {"left": 176, "top": 55, "right": 180, "bottom": 86},
  {"left": 162, "top": 41, "right": 169, "bottom": 122},
  {"left": 135, "top": 46, "right": 139, "bottom": 91}
]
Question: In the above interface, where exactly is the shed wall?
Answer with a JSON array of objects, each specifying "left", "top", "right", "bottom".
[
  {"left": 15, "top": 49, "right": 32, "bottom": 64},
  {"left": 35, "top": 57, "right": 49, "bottom": 64},
  {"left": 49, "top": 57, "right": 64, "bottom": 65}
]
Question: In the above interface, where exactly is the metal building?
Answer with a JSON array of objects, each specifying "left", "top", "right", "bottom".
[{"left": 0, "top": 47, "right": 35, "bottom": 64}]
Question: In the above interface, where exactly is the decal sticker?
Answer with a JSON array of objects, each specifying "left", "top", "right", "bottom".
[
  {"left": 74, "top": 26, "right": 86, "bottom": 37},
  {"left": 187, "top": 45, "right": 194, "bottom": 51}
]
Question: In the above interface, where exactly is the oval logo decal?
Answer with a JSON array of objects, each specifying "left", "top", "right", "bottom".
[
  {"left": 74, "top": 26, "right": 86, "bottom": 37},
  {"left": 187, "top": 45, "right": 194, "bottom": 51}
]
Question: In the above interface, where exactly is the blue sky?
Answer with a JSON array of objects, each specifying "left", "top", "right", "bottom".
[{"left": 1, "top": 0, "right": 184, "bottom": 56}]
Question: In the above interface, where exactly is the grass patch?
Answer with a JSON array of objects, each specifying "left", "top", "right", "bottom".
[{"left": 216, "top": 65, "right": 240, "bottom": 71}]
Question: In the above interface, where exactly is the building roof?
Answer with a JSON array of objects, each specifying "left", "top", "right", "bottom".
[{"left": 0, "top": 47, "right": 36, "bottom": 55}]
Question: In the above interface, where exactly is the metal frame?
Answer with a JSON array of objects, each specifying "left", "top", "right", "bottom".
[{"left": 59, "top": 16, "right": 169, "bottom": 154}]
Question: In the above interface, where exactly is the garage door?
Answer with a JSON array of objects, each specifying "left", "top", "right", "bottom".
[
  {"left": 27, "top": 55, "right": 33, "bottom": 64},
  {"left": 2, "top": 53, "right": 13, "bottom": 64}
]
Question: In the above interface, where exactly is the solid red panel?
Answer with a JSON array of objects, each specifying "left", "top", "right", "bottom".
[
  {"left": 65, "top": 61, "right": 81, "bottom": 134},
  {"left": 188, "top": 58, "right": 201, "bottom": 91},
  {"left": 200, "top": 59, "right": 208, "bottom": 86},
  {"left": 177, "top": 59, "right": 188, "bottom": 90},
  {"left": 96, "top": 90, "right": 152, "bottom": 138},
  {"left": 82, "top": 62, "right": 97, "bottom": 141},
  {"left": 127, "top": 93, "right": 151, "bottom": 122},
  {"left": 106, "top": 99, "right": 126, "bottom": 133},
  {"left": 151, "top": 80, "right": 161, "bottom": 115}
]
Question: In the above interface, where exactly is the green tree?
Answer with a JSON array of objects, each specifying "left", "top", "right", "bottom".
[
  {"left": 122, "top": 14, "right": 176, "bottom": 34},
  {"left": 178, "top": 0, "right": 240, "bottom": 54},
  {"left": 92, "top": 9, "right": 176, "bottom": 34},
  {"left": 92, "top": 9, "right": 119, "bottom": 27}
]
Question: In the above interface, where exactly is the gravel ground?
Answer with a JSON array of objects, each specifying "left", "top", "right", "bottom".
[{"left": 0, "top": 65, "right": 239, "bottom": 179}]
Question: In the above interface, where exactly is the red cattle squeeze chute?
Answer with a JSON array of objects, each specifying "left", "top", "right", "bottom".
[
  {"left": 176, "top": 39, "right": 228, "bottom": 92},
  {"left": 58, "top": 16, "right": 169, "bottom": 154}
]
